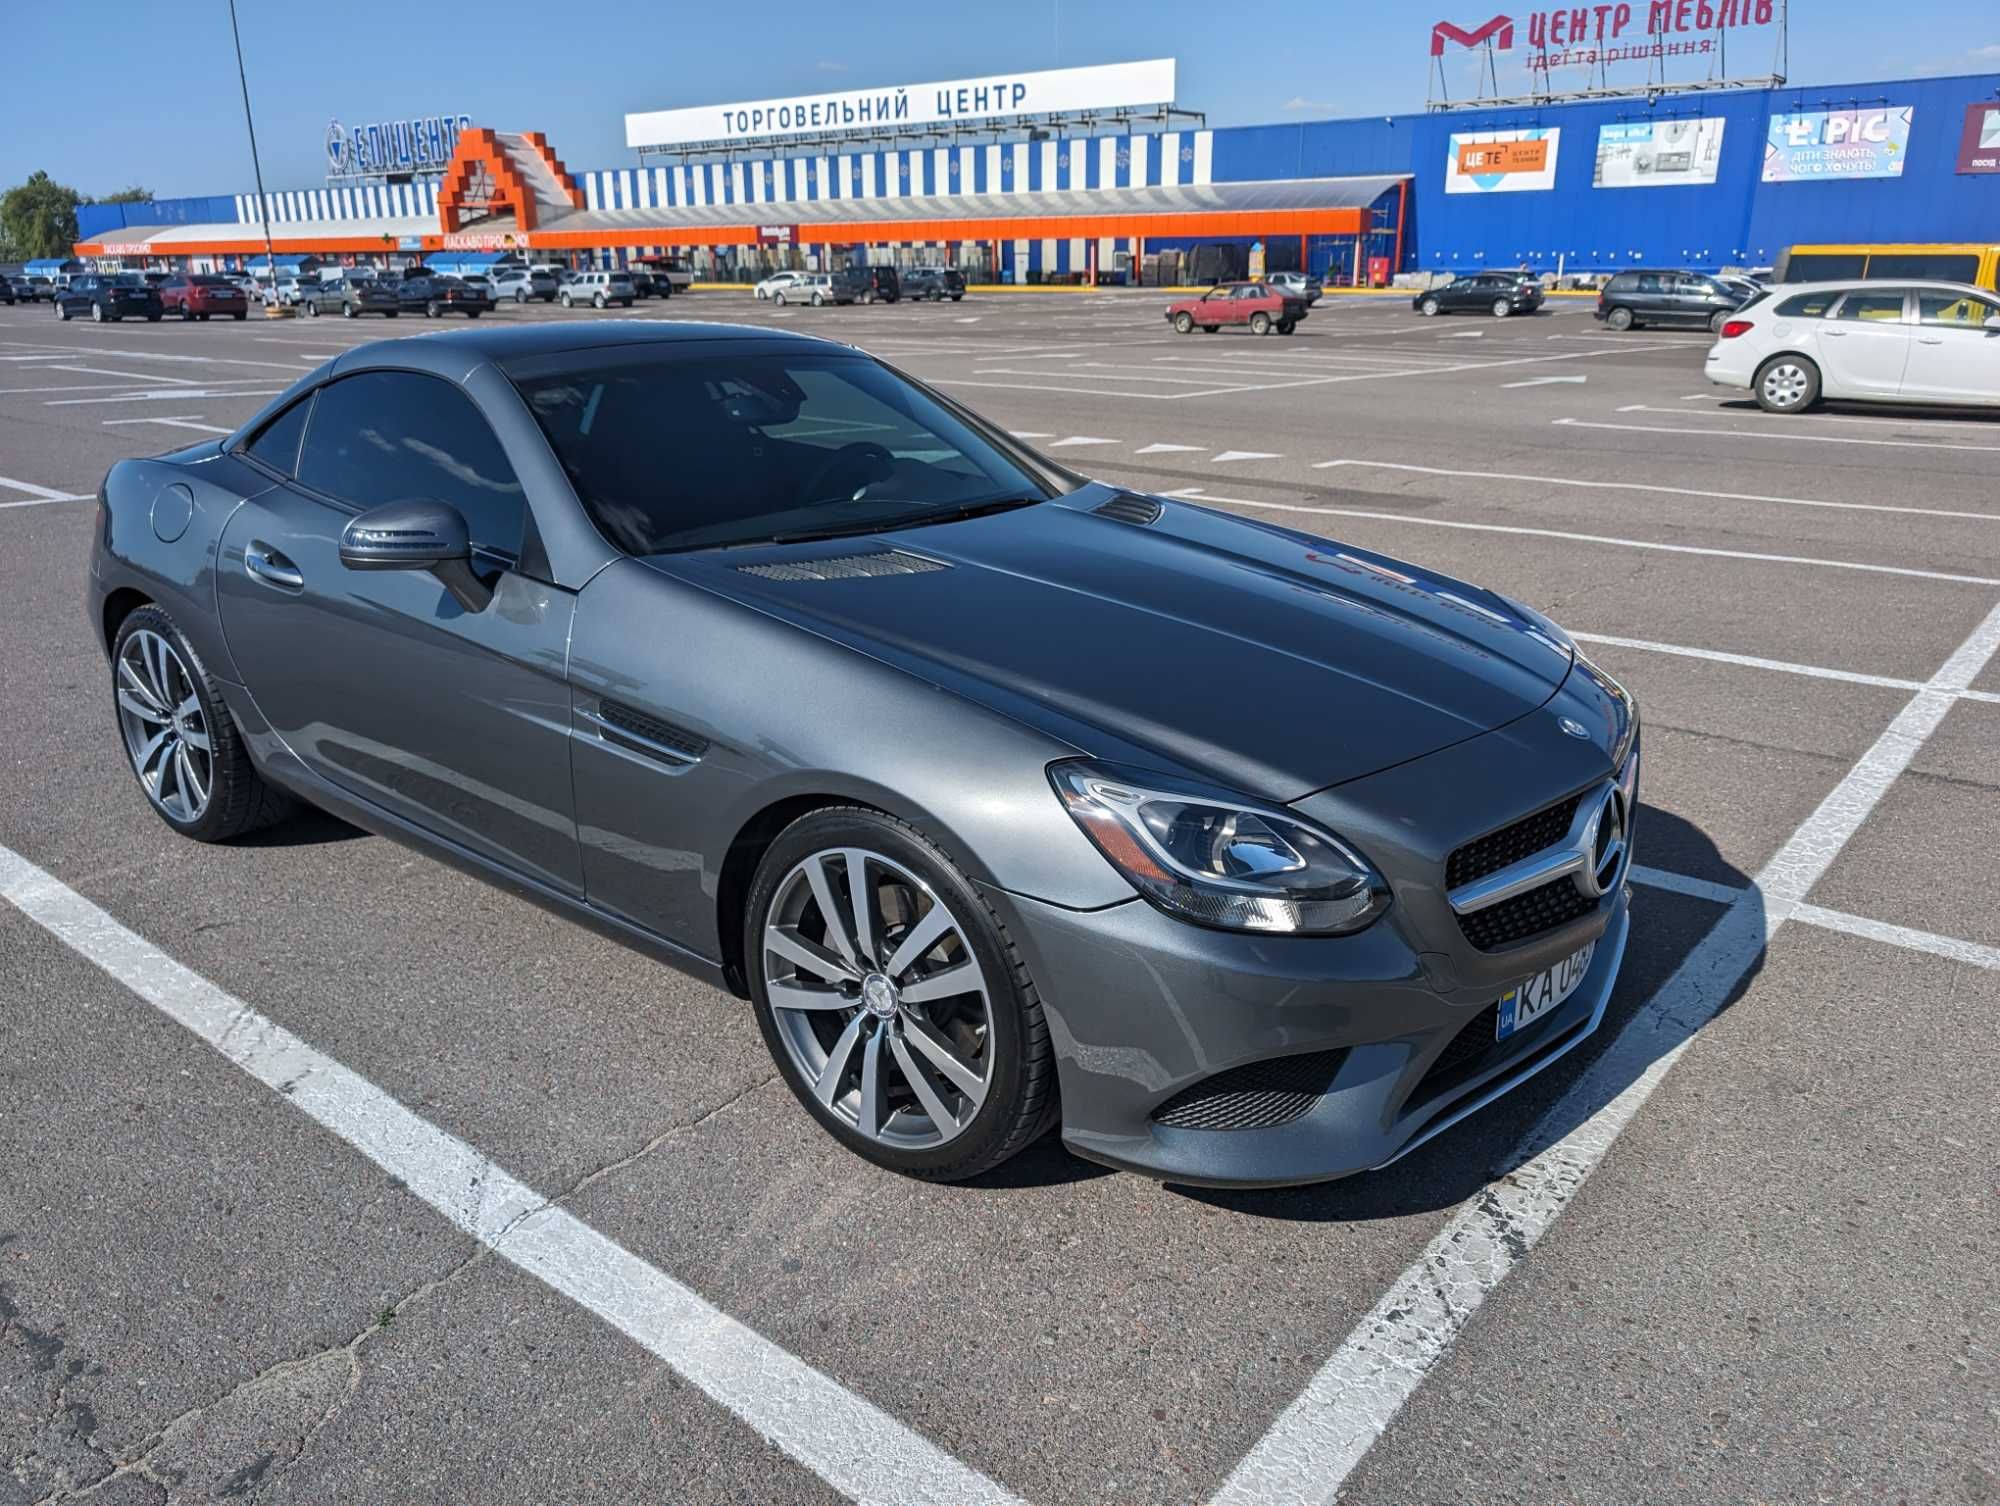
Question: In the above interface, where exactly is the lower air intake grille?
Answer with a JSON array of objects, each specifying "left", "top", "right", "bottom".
[
  {"left": 1447, "top": 792, "right": 1585, "bottom": 890},
  {"left": 738, "top": 550, "right": 947, "bottom": 582},
  {"left": 1457, "top": 876, "right": 1597, "bottom": 952},
  {"left": 1151, "top": 1048, "right": 1351, "bottom": 1131},
  {"left": 1415, "top": 1003, "right": 1500, "bottom": 1096}
]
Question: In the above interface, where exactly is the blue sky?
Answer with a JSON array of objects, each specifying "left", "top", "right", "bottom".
[{"left": 10, "top": 2, "right": 1997, "bottom": 198}]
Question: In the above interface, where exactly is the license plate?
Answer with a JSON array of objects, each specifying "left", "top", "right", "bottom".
[{"left": 1496, "top": 942, "right": 1595, "bottom": 1041}]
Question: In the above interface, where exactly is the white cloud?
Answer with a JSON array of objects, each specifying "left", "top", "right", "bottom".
[{"left": 1283, "top": 96, "right": 1336, "bottom": 111}]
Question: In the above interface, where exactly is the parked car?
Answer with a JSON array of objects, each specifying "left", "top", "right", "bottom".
[
  {"left": 755, "top": 270, "right": 806, "bottom": 301},
  {"left": 299, "top": 278, "right": 400, "bottom": 319},
  {"left": 0, "top": 277, "right": 17, "bottom": 305},
  {"left": 1166, "top": 281, "right": 1312, "bottom": 335},
  {"left": 21, "top": 276, "right": 56, "bottom": 302},
  {"left": 834, "top": 266, "right": 899, "bottom": 304},
  {"left": 1704, "top": 279, "right": 2000, "bottom": 413},
  {"left": 630, "top": 268, "right": 666, "bottom": 300},
  {"left": 157, "top": 274, "right": 250, "bottom": 321},
  {"left": 403, "top": 275, "right": 491, "bottom": 319},
  {"left": 901, "top": 267, "right": 967, "bottom": 302},
  {"left": 641, "top": 258, "right": 694, "bottom": 294},
  {"left": 559, "top": 271, "right": 636, "bottom": 309},
  {"left": 88, "top": 320, "right": 1639, "bottom": 1187},
  {"left": 1264, "top": 270, "right": 1323, "bottom": 304},
  {"left": 259, "top": 274, "right": 318, "bottom": 308},
  {"left": 55, "top": 274, "right": 164, "bottom": 323},
  {"left": 772, "top": 273, "right": 835, "bottom": 306},
  {"left": 1413, "top": 272, "right": 1544, "bottom": 319},
  {"left": 1594, "top": 269, "right": 1750, "bottom": 332},
  {"left": 491, "top": 267, "right": 559, "bottom": 303}
]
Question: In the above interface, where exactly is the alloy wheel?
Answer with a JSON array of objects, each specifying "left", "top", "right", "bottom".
[
  {"left": 762, "top": 847, "right": 993, "bottom": 1150},
  {"left": 115, "top": 629, "right": 212, "bottom": 824}
]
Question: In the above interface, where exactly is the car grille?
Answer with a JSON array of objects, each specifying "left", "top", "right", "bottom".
[
  {"left": 1446, "top": 792, "right": 1585, "bottom": 890},
  {"left": 1150, "top": 1048, "right": 1350, "bottom": 1131},
  {"left": 1415, "top": 1003, "right": 1500, "bottom": 1096},
  {"left": 1457, "top": 876, "right": 1598, "bottom": 952}
]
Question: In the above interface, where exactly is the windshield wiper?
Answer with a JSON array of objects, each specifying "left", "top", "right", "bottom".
[
  {"left": 757, "top": 497, "right": 1043, "bottom": 548},
  {"left": 894, "top": 496, "right": 1044, "bottom": 531}
]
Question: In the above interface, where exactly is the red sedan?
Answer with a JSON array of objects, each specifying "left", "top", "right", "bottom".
[
  {"left": 1166, "top": 281, "right": 1311, "bottom": 336},
  {"left": 158, "top": 274, "right": 249, "bottom": 322}
]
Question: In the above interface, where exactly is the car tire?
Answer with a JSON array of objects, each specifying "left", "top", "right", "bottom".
[
  {"left": 1492, "top": 298, "right": 1512, "bottom": 318},
  {"left": 111, "top": 605, "right": 294, "bottom": 844},
  {"left": 1203, "top": 324, "right": 1218, "bottom": 333},
  {"left": 593, "top": 293, "right": 606, "bottom": 309},
  {"left": 1173, "top": 311, "right": 1194, "bottom": 334},
  {"left": 91, "top": 303, "right": 105, "bottom": 322},
  {"left": 146, "top": 312, "right": 161, "bottom": 322},
  {"left": 1606, "top": 306, "right": 1635, "bottom": 331},
  {"left": 385, "top": 311, "right": 397, "bottom": 318},
  {"left": 1249, "top": 311, "right": 1272, "bottom": 335},
  {"left": 1753, "top": 354, "right": 1820, "bottom": 414},
  {"left": 425, "top": 301, "right": 440, "bottom": 318},
  {"left": 304, "top": 300, "right": 318, "bottom": 317},
  {"left": 774, "top": 291, "right": 787, "bottom": 305},
  {"left": 1278, "top": 319, "right": 1296, "bottom": 335},
  {"left": 56, "top": 303, "right": 70, "bottom": 321},
  {"left": 951, "top": 294, "right": 963, "bottom": 302},
  {"left": 1419, "top": 296, "right": 1441, "bottom": 317},
  {"left": 811, "top": 293, "right": 824, "bottom": 307},
  {"left": 559, "top": 293, "right": 573, "bottom": 308},
  {"left": 745, "top": 806, "right": 1058, "bottom": 1183},
  {"left": 342, "top": 304, "right": 357, "bottom": 318},
  {"left": 232, "top": 311, "right": 246, "bottom": 321},
  {"left": 467, "top": 309, "right": 481, "bottom": 319},
  {"left": 1709, "top": 309, "right": 1729, "bottom": 334}
]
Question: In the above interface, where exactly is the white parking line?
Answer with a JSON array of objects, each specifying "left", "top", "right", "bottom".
[
  {"left": 101, "top": 415, "right": 234, "bottom": 434},
  {"left": 1629, "top": 402, "right": 2000, "bottom": 433},
  {"left": 0, "top": 474, "right": 91, "bottom": 507},
  {"left": 1310, "top": 457, "right": 2000, "bottom": 523},
  {"left": 1556, "top": 416, "right": 2000, "bottom": 454},
  {"left": 1161, "top": 489, "right": 2000, "bottom": 588},
  {"left": 48, "top": 388, "right": 286, "bottom": 407},
  {"left": 1569, "top": 631, "right": 2000, "bottom": 704},
  {"left": 1212, "top": 596, "right": 2000, "bottom": 1506},
  {"left": 1632, "top": 866, "right": 2000, "bottom": 971},
  {"left": 0, "top": 843, "right": 1022, "bottom": 1506}
]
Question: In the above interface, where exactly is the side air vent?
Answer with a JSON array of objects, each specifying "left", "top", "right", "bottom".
[
  {"left": 1093, "top": 493, "right": 1164, "bottom": 527},
  {"left": 590, "top": 700, "right": 709, "bottom": 765},
  {"left": 738, "top": 550, "right": 948, "bottom": 583}
]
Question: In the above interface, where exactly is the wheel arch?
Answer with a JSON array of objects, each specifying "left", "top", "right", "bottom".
[
  {"left": 102, "top": 586, "right": 152, "bottom": 655},
  {"left": 714, "top": 792, "right": 882, "bottom": 996}
]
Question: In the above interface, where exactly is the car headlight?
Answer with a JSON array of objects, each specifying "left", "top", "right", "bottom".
[{"left": 1050, "top": 762, "right": 1389, "bottom": 936}]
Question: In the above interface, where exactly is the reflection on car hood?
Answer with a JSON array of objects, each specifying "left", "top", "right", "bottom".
[{"left": 655, "top": 487, "right": 1573, "bottom": 799}]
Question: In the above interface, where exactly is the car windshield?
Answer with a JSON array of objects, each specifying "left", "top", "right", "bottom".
[
  {"left": 111, "top": 275, "right": 145, "bottom": 288},
  {"left": 510, "top": 350, "right": 1061, "bottom": 554}
]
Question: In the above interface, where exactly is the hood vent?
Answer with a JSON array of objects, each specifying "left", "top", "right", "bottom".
[
  {"left": 1093, "top": 493, "right": 1164, "bottom": 527},
  {"left": 738, "top": 549, "right": 948, "bottom": 583}
]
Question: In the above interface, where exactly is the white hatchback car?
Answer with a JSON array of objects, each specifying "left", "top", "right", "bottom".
[{"left": 1706, "top": 279, "right": 2000, "bottom": 412}]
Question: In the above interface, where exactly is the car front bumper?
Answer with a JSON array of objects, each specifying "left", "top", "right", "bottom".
[{"left": 986, "top": 877, "right": 1630, "bottom": 1188}]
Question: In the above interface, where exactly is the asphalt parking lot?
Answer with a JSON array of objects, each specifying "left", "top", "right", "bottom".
[{"left": 2, "top": 287, "right": 1995, "bottom": 1506}]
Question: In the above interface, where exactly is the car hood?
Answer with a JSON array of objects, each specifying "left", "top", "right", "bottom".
[{"left": 652, "top": 487, "right": 1573, "bottom": 800}]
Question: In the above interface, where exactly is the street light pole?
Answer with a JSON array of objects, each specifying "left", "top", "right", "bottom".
[{"left": 226, "top": 0, "right": 282, "bottom": 312}]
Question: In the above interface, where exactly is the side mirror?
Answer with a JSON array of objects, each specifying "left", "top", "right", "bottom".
[{"left": 339, "top": 498, "right": 492, "bottom": 612}]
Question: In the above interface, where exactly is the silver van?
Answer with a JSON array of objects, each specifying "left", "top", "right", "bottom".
[{"left": 558, "top": 270, "right": 636, "bottom": 309}]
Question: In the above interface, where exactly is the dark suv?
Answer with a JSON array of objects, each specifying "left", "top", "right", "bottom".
[
  {"left": 1596, "top": 269, "right": 1751, "bottom": 332},
  {"left": 833, "top": 265, "right": 900, "bottom": 304},
  {"left": 901, "top": 267, "right": 966, "bottom": 302}
]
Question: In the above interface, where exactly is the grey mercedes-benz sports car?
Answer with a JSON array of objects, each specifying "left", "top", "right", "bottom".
[{"left": 88, "top": 321, "right": 1639, "bottom": 1187}]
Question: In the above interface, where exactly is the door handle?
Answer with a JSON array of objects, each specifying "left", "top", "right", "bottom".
[
  {"left": 244, "top": 542, "right": 304, "bottom": 590},
  {"left": 1821, "top": 329, "right": 1847, "bottom": 337},
  {"left": 1918, "top": 337, "right": 1945, "bottom": 345}
]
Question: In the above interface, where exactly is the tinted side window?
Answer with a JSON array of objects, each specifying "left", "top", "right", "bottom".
[
  {"left": 245, "top": 395, "right": 314, "bottom": 476},
  {"left": 1785, "top": 253, "right": 1866, "bottom": 282},
  {"left": 1834, "top": 291, "right": 1909, "bottom": 323},
  {"left": 1607, "top": 273, "right": 1638, "bottom": 291},
  {"left": 1635, "top": 274, "right": 1665, "bottom": 294},
  {"left": 1917, "top": 291, "right": 1999, "bottom": 327},
  {"left": 1775, "top": 290, "right": 1837, "bottom": 317},
  {"left": 297, "top": 371, "right": 527, "bottom": 556},
  {"left": 1870, "top": 253, "right": 1978, "bottom": 282}
]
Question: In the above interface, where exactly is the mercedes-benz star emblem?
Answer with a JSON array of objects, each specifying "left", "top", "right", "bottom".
[
  {"left": 1575, "top": 787, "right": 1627, "bottom": 898},
  {"left": 1558, "top": 717, "right": 1590, "bottom": 739}
]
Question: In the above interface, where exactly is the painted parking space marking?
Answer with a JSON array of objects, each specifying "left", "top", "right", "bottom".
[
  {"left": 1212, "top": 450, "right": 1282, "bottom": 463},
  {"left": 101, "top": 415, "right": 234, "bottom": 434},
  {"left": 48, "top": 387, "right": 287, "bottom": 407},
  {"left": 1134, "top": 442, "right": 1206, "bottom": 454},
  {"left": 1310, "top": 457, "right": 2000, "bottom": 523},
  {"left": 1046, "top": 435, "right": 1121, "bottom": 448},
  {"left": 1211, "top": 596, "right": 2000, "bottom": 1505},
  {"left": 0, "top": 842, "right": 1023, "bottom": 1506},
  {"left": 1557, "top": 416, "right": 2000, "bottom": 454},
  {"left": 0, "top": 475, "right": 91, "bottom": 508},
  {"left": 1570, "top": 631, "right": 2000, "bottom": 704},
  {"left": 1622, "top": 401, "right": 2000, "bottom": 434},
  {"left": 1162, "top": 488, "right": 2000, "bottom": 587}
]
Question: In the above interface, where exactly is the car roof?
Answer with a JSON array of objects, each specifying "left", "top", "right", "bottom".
[
  {"left": 325, "top": 319, "right": 838, "bottom": 380},
  {"left": 1768, "top": 278, "right": 1991, "bottom": 295}
]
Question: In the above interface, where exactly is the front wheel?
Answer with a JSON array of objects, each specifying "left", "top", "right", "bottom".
[
  {"left": 1754, "top": 355, "right": 1820, "bottom": 414},
  {"left": 1605, "top": 306, "right": 1635, "bottom": 331},
  {"left": 746, "top": 807, "right": 1057, "bottom": 1182},
  {"left": 91, "top": 303, "right": 106, "bottom": 322},
  {"left": 774, "top": 291, "right": 787, "bottom": 305},
  {"left": 1419, "top": 297, "right": 1441, "bottom": 317},
  {"left": 111, "top": 607, "right": 292, "bottom": 843},
  {"left": 56, "top": 304, "right": 70, "bottom": 321},
  {"left": 1249, "top": 311, "right": 1272, "bottom": 335},
  {"left": 342, "top": 304, "right": 357, "bottom": 319},
  {"left": 1173, "top": 311, "right": 1194, "bottom": 334},
  {"left": 810, "top": 292, "right": 824, "bottom": 307},
  {"left": 304, "top": 300, "right": 318, "bottom": 317}
]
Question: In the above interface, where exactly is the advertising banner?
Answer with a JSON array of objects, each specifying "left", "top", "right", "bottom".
[
  {"left": 1762, "top": 107, "right": 1913, "bottom": 182},
  {"left": 626, "top": 59, "right": 1176, "bottom": 149},
  {"left": 1592, "top": 117, "right": 1727, "bottom": 188},
  {"left": 1958, "top": 102, "right": 2000, "bottom": 174},
  {"left": 1429, "top": 1, "right": 1777, "bottom": 94},
  {"left": 1446, "top": 128, "right": 1561, "bottom": 193}
]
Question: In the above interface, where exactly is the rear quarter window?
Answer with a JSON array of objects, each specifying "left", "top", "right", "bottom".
[{"left": 1775, "top": 290, "right": 1838, "bottom": 317}]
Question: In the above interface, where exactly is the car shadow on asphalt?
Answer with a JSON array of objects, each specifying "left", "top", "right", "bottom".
[
  {"left": 231, "top": 807, "right": 368, "bottom": 847},
  {"left": 1165, "top": 805, "right": 1766, "bottom": 1223}
]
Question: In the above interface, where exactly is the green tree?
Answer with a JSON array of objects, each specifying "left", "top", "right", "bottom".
[
  {"left": 94, "top": 186, "right": 153, "bottom": 204},
  {"left": 0, "top": 172, "right": 83, "bottom": 259}
]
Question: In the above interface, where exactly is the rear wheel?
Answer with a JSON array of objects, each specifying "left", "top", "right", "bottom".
[
  {"left": 1173, "top": 311, "right": 1194, "bottom": 334},
  {"left": 1709, "top": 309, "right": 1729, "bottom": 334},
  {"left": 1606, "top": 305, "right": 1635, "bottom": 331},
  {"left": 810, "top": 292, "right": 824, "bottom": 307},
  {"left": 91, "top": 303, "right": 106, "bottom": 322},
  {"left": 1249, "top": 311, "right": 1272, "bottom": 335},
  {"left": 1419, "top": 296, "right": 1441, "bottom": 317},
  {"left": 343, "top": 304, "right": 357, "bottom": 318},
  {"left": 515, "top": 289, "right": 527, "bottom": 303},
  {"left": 746, "top": 807, "right": 1057, "bottom": 1182},
  {"left": 559, "top": 292, "right": 574, "bottom": 308},
  {"left": 774, "top": 291, "right": 788, "bottom": 305},
  {"left": 1492, "top": 298, "right": 1512, "bottom": 318},
  {"left": 111, "top": 607, "right": 292, "bottom": 843},
  {"left": 1754, "top": 355, "right": 1819, "bottom": 414},
  {"left": 1202, "top": 324, "right": 1218, "bottom": 333},
  {"left": 304, "top": 300, "right": 318, "bottom": 317},
  {"left": 426, "top": 300, "right": 440, "bottom": 318}
]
